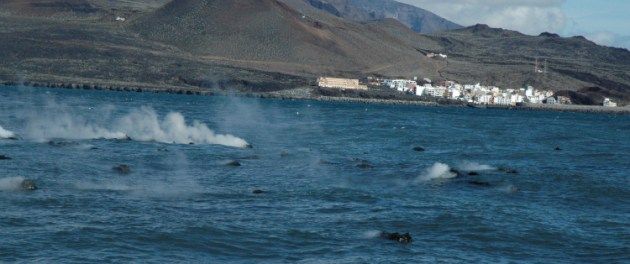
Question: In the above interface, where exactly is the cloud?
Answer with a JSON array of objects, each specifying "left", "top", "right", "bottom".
[{"left": 399, "top": 0, "right": 567, "bottom": 35}]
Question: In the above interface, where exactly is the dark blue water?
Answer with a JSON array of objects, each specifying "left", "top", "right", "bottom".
[{"left": 1, "top": 86, "right": 628, "bottom": 263}]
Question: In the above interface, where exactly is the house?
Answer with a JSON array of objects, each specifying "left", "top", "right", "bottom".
[
  {"left": 603, "top": 98, "right": 618, "bottom": 107},
  {"left": 545, "top": 96, "right": 557, "bottom": 104},
  {"left": 557, "top": 96, "right": 572, "bottom": 104}
]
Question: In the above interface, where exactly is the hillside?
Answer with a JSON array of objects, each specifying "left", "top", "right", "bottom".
[
  {"left": 130, "top": 0, "right": 440, "bottom": 77},
  {"left": 284, "top": 0, "right": 462, "bottom": 34},
  {"left": 426, "top": 24, "right": 630, "bottom": 103}
]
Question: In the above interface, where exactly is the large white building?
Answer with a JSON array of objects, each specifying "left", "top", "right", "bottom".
[{"left": 317, "top": 77, "right": 367, "bottom": 90}]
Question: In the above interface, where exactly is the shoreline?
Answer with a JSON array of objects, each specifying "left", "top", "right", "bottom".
[{"left": 2, "top": 81, "right": 628, "bottom": 115}]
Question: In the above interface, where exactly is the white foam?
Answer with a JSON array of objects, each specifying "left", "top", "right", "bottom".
[
  {"left": 416, "top": 162, "right": 457, "bottom": 182},
  {"left": 0, "top": 176, "right": 25, "bottom": 191},
  {"left": 456, "top": 161, "right": 496, "bottom": 171},
  {"left": 74, "top": 182, "right": 132, "bottom": 192},
  {"left": 0, "top": 125, "right": 16, "bottom": 139}
]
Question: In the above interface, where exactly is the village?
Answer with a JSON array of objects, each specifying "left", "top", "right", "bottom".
[{"left": 317, "top": 76, "right": 620, "bottom": 107}]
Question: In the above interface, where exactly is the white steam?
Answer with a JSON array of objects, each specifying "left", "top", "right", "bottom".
[
  {"left": 416, "top": 162, "right": 457, "bottom": 182},
  {"left": 362, "top": 230, "right": 382, "bottom": 239},
  {"left": 0, "top": 125, "right": 16, "bottom": 139},
  {"left": 456, "top": 161, "right": 496, "bottom": 171},
  {"left": 24, "top": 106, "right": 249, "bottom": 148},
  {"left": 116, "top": 107, "right": 248, "bottom": 147},
  {"left": 0, "top": 176, "right": 25, "bottom": 191}
]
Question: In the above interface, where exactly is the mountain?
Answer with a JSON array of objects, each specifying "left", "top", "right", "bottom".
[
  {"left": 283, "top": 0, "right": 462, "bottom": 34},
  {"left": 0, "top": 1, "right": 628, "bottom": 105},
  {"left": 130, "top": 0, "right": 440, "bottom": 77}
]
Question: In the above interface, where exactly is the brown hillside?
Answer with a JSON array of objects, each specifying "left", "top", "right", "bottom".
[{"left": 130, "top": 0, "right": 438, "bottom": 78}]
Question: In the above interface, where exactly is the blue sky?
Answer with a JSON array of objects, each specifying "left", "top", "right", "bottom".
[{"left": 400, "top": 0, "right": 630, "bottom": 49}]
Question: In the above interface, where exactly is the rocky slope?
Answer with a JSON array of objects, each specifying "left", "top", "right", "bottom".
[{"left": 284, "top": 0, "right": 462, "bottom": 33}]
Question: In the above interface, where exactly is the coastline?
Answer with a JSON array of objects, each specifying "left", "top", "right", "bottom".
[{"left": 2, "top": 81, "right": 628, "bottom": 115}]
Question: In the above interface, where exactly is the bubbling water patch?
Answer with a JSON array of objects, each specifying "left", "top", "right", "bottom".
[
  {"left": 415, "top": 162, "right": 457, "bottom": 182},
  {"left": 24, "top": 106, "right": 249, "bottom": 148}
]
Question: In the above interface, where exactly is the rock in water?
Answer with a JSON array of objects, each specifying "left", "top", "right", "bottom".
[
  {"left": 554, "top": 147, "right": 562, "bottom": 151},
  {"left": 252, "top": 189, "right": 265, "bottom": 194},
  {"left": 0, "top": 155, "right": 11, "bottom": 160},
  {"left": 449, "top": 168, "right": 463, "bottom": 177},
  {"left": 356, "top": 162, "right": 373, "bottom": 169},
  {"left": 412, "top": 146, "right": 425, "bottom": 152},
  {"left": 225, "top": 160, "right": 241, "bottom": 167},
  {"left": 498, "top": 167, "right": 518, "bottom": 174},
  {"left": 20, "top": 179, "right": 38, "bottom": 191},
  {"left": 380, "top": 232, "right": 412, "bottom": 244},
  {"left": 467, "top": 171, "right": 480, "bottom": 176},
  {"left": 468, "top": 180, "right": 492, "bottom": 187},
  {"left": 113, "top": 164, "right": 131, "bottom": 175}
]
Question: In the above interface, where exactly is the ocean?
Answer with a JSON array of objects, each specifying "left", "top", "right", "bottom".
[{"left": 1, "top": 86, "right": 628, "bottom": 263}]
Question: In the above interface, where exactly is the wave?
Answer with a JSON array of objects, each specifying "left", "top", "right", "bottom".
[
  {"left": 0, "top": 125, "right": 16, "bottom": 139},
  {"left": 24, "top": 106, "right": 249, "bottom": 148},
  {"left": 456, "top": 161, "right": 496, "bottom": 171},
  {"left": 0, "top": 176, "right": 25, "bottom": 191},
  {"left": 416, "top": 162, "right": 457, "bottom": 182}
]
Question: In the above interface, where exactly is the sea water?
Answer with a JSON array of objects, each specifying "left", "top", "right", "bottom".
[{"left": 0, "top": 86, "right": 628, "bottom": 263}]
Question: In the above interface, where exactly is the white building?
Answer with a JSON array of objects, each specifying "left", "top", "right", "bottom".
[
  {"left": 448, "top": 87, "right": 461, "bottom": 99},
  {"left": 389, "top": 79, "right": 417, "bottom": 92},
  {"left": 415, "top": 85, "right": 426, "bottom": 96},
  {"left": 525, "top": 86, "right": 534, "bottom": 97},
  {"left": 477, "top": 94, "right": 493, "bottom": 104},
  {"left": 494, "top": 96, "right": 512, "bottom": 106},
  {"left": 603, "top": 98, "right": 618, "bottom": 107}
]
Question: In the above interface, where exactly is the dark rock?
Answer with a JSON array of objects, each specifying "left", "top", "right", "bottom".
[
  {"left": 356, "top": 161, "right": 373, "bottom": 169},
  {"left": 412, "top": 146, "right": 425, "bottom": 152},
  {"left": 498, "top": 167, "right": 518, "bottom": 174},
  {"left": 113, "top": 164, "right": 131, "bottom": 175},
  {"left": 0, "top": 155, "right": 11, "bottom": 160},
  {"left": 449, "top": 168, "right": 463, "bottom": 177},
  {"left": 47, "top": 140, "right": 77, "bottom": 147},
  {"left": 225, "top": 160, "right": 241, "bottom": 167},
  {"left": 380, "top": 232, "right": 412, "bottom": 244},
  {"left": 467, "top": 171, "right": 479, "bottom": 176},
  {"left": 252, "top": 189, "right": 265, "bottom": 194},
  {"left": 468, "top": 180, "right": 492, "bottom": 187},
  {"left": 20, "top": 179, "right": 38, "bottom": 191},
  {"left": 554, "top": 147, "right": 562, "bottom": 151}
]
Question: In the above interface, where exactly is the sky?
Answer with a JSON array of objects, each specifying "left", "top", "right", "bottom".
[{"left": 399, "top": 0, "right": 630, "bottom": 49}]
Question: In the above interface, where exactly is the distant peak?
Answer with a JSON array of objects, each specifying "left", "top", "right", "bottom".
[
  {"left": 572, "top": 35, "right": 588, "bottom": 41},
  {"left": 539, "top": 32, "right": 560, "bottom": 38},
  {"left": 471, "top": 24, "right": 491, "bottom": 30}
]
